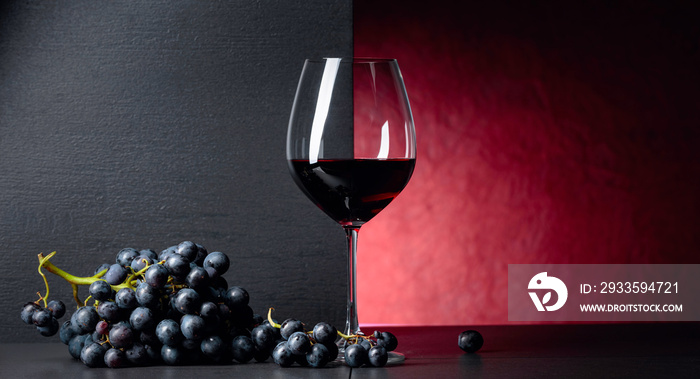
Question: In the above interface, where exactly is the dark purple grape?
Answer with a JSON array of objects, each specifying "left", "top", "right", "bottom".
[
  {"left": 280, "top": 318, "right": 305, "bottom": 340},
  {"left": 287, "top": 331, "right": 311, "bottom": 355},
  {"left": 47, "top": 299, "right": 66, "bottom": 318},
  {"left": 135, "top": 282, "right": 161, "bottom": 309},
  {"left": 458, "top": 330, "right": 483, "bottom": 353},
  {"left": 376, "top": 331, "right": 398, "bottom": 351},
  {"left": 306, "top": 343, "right": 331, "bottom": 368},
  {"left": 144, "top": 264, "right": 169, "bottom": 288},
  {"left": 312, "top": 322, "right": 337, "bottom": 345},
  {"left": 130, "top": 307, "right": 155, "bottom": 331},
  {"left": 68, "top": 334, "right": 88, "bottom": 359},
  {"left": 231, "top": 335, "right": 256, "bottom": 363},
  {"left": 96, "top": 320, "right": 110, "bottom": 335},
  {"left": 109, "top": 322, "right": 135, "bottom": 349},
  {"left": 171, "top": 288, "right": 201, "bottom": 315},
  {"left": 116, "top": 248, "right": 140, "bottom": 267},
  {"left": 193, "top": 244, "right": 208, "bottom": 266},
  {"left": 203, "top": 251, "right": 230, "bottom": 276},
  {"left": 89, "top": 280, "right": 113, "bottom": 301},
  {"left": 71, "top": 306, "right": 100, "bottom": 334},
  {"left": 125, "top": 342, "right": 149, "bottom": 366},
  {"left": 272, "top": 341, "right": 295, "bottom": 367},
  {"left": 104, "top": 347, "right": 128, "bottom": 368},
  {"left": 156, "top": 319, "right": 182, "bottom": 346},
  {"left": 164, "top": 255, "right": 189, "bottom": 280},
  {"left": 223, "top": 286, "right": 249, "bottom": 309},
  {"left": 97, "top": 301, "right": 120, "bottom": 322},
  {"left": 59, "top": 320, "right": 77, "bottom": 345},
  {"left": 180, "top": 314, "right": 206, "bottom": 340},
  {"left": 161, "top": 344, "right": 184, "bottom": 365},
  {"left": 200, "top": 335, "right": 225, "bottom": 361},
  {"left": 344, "top": 343, "right": 368, "bottom": 368},
  {"left": 185, "top": 266, "right": 209, "bottom": 289},
  {"left": 94, "top": 263, "right": 111, "bottom": 276},
  {"left": 176, "top": 241, "right": 199, "bottom": 263},
  {"left": 115, "top": 288, "right": 137, "bottom": 309},
  {"left": 37, "top": 316, "right": 59, "bottom": 336},
  {"left": 103, "top": 264, "right": 128, "bottom": 286},
  {"left": 81, "top": 342, "right": 107, "bottom": 367},
  {"left": 251, "top": 324, "right": 277, "bottom": 351},
  {"left": 32, "top": 308, "right": 53, "bottom": 327},
  {"left": 368, "top": 345, "right": 388, "bottom": 367}
]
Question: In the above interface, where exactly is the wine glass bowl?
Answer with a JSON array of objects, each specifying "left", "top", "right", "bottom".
[{"left": 287, "top": 58, "right": 416, "bottom": 362}]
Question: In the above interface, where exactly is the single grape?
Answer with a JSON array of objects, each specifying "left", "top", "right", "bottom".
[
  {"left": 71, "top": 306, "right": 100, "bottom": 334},
  {"left": 306, "top": 343, "right": 331, "bottom": 368},
  {"left": 203, "top": 251, "right": 230, "bottom": 276},
  {"left": 32, "top": 308, "right": 53, "bottom": 327},
  {"left": 287, "top": 331, "right": 311, "bottom": 355},
  {"left": 109, "top": 322, "right": 135, "bottom": 349},
  {"left": 116, "top": 247, "right": 140, "bottom": 267},
  {"left": 280, "top": 318, "right": 305, "bottom": 339},
  {"left": 199, "top": 301, "right": 219, "bottom": 319},
  {"left": 81, "top": 342, "right": 107, "bottom": 368},
  {"left": 104, "top": 347, "right": 128, "bottom": 368},
  {"left": 171, "top": 288, "right": 201, "bottom": 315},
  {"left": 156, "top": 319, "right": 182, "bottom": 346},
  {"left": 159, "top": 246, "right": 177, "bottom": 262},
  {"left": 125, "top": 342, "right": 150, "bottom": 366},
  {"left": 193, "top": 244, "right": 208, "bottom": 266},
  {"left": 59, "top": 320, "right": 77, "bottom": 345},
  {"left": 223, "top": 286, "right": 249, "bottom": 309},
  {"left": 200, "top": 335, "right": 225, "bottom": 360},
  {"left": 89, "top": 280, "right": 114, "bottom": 302},
  {"left": 368, "top": 345, "right": 388, "bottom": 367},
  {"left": 164, "top": 255, "right": 190, "bottom": 280},
  {"left": 144, "top": 264, "right": 169, "bottom": 288},
  {"left": 231, "top": 335, "right": 256, "bottom": 363},
  {"left": 344, "top": 343, "right": 368, "bottom": 368},
  {"left": 135, "top": 282, "right": 161, "bottom": 309},
  {"left": 180, "top": 314, "right": 206, "bottom": 340},
  {"left": 97, "top": 301, "right": 120, "bottom": 322},
  {"left": 376, "top": 331, "right": 399, "bottom": 351},
  {"left": 176, "top": 241, "right": 199, "bottom": 263},
  {"left": 115, "top": 287, "right": 138, "bottom": 309},
  {"left": 129, "top": 307, "right": 155, "bottom": 331},
  {"left": 185, "top": 266, "right": 209, "bottom": 289},
  {"left": 251, "top": 324, "right": 277, "bottom": 351},
  {"left": 272, "top": 341, "right": 295, "bottom": 367},
  {"left": 37, "top": 317, "right": 59, "bottom": 336},
  {"left": 68, "top": 334, "right": 89, "bottom": 359},
  {"left": 458, "top": 330, "right": 484, "bottom": 353},
  {"left": 312, "top": 322, "right": 338, "bottom": 346},
  {"left": 325, "top": 341, "right": 339, "bottom": 361},
  {"left": 161, "top": 344, "right": 184, "bottom": 365},
  {"left": 103, "top": 264, "right": 128, "bottom": 286},
  {"left": 95, "top": 320, "right": 110, "bottom": 335},
  {"left": 47, "top": 299, "right": 66, "bottom": 318}
]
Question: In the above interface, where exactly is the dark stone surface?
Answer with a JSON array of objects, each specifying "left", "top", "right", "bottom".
[{"left": 0, "top": 0, "right": 351, "bottom": 341}]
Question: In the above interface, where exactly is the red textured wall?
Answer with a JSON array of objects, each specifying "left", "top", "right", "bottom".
[{"left": 354, "top": 1, "right": 700, "bottom": 325}]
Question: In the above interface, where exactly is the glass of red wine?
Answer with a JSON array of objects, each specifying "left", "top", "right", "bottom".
[{"left": 287, "top": 58, "right": 416, "bottom": 361}]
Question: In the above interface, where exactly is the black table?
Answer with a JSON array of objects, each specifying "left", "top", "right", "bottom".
[{"left": 2, "top": 324, "right": 698, "bottom": 378}]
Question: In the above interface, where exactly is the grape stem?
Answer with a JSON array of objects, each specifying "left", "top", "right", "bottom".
[{"left": 36, "top": 252, "right": 145, "bottom": 307}]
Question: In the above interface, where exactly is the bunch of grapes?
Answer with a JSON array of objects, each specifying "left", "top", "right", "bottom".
[{"left": 19, "top": 241, "right": 399, "bottom": 369}]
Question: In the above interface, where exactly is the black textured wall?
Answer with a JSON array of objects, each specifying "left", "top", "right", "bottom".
[{"left": 0, "top": 0, "right": 352, "bottom": 342}]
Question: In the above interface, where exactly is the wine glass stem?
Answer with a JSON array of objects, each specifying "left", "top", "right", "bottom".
[{"left": 344, "top": 226, "right": 362, "bottom": 337}]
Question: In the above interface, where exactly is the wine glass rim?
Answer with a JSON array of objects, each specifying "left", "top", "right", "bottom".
[{"left": 304, "top": 57, "right": 398, "bottom": 64}]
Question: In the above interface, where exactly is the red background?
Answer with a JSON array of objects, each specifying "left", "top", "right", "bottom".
[{"left": 354, "top": 0, "right": 700, "bottom": 325}]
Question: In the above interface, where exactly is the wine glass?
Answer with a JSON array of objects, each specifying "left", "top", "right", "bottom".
[{"left": 287, "top": 58, "right": 416, "bottom": 361}]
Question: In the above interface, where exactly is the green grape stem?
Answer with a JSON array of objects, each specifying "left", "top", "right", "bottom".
[{"left": 37, "top": 252, "right": 144, "bottom": 307}]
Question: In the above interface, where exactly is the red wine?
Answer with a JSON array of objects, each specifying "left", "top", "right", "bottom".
[{"left": 289, "top": 159, "right": 415, "bottom": 226}]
